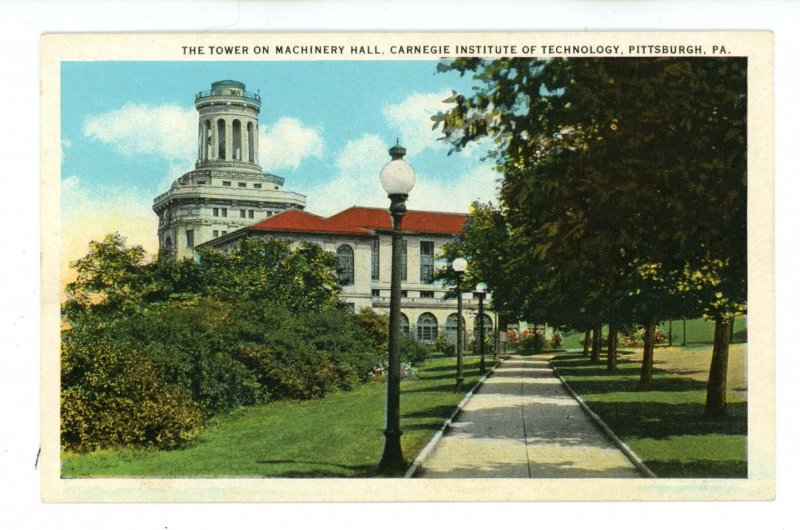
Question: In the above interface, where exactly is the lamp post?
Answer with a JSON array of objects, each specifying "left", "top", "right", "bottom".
[
  {"left": 474, "top": 282, "right": 487, "bottom": 373},
  {"left": 378, "top": 142, "right": 415, "bottom": 474},
  {"left": 452, "top": 257, "right": 467, "bottom": 391}
]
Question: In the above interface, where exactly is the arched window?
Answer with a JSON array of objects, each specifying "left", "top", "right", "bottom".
[
  {"left": 247, "top": 122, "right": 255, "bottom": 162},
  {"left": 417, "top": 313, "right": 438, "bottom": 342},
  {"left": 400, "top": 313, "right": 410, "bottom": 336},
  {"left": 205, "top": 120, "right": 212, "bottom": 160},
  {"left": 445, "top": 313, "right": 465, "bottom": 344},
  {"left": 336, "top": 245, "right": 354, "bottom": 286},
  {"left": 232, "top": 119, "right": 242, "bottom": 160},
  {"left": 217, "top": 119, "right": 226, "bottom": 159},
  {"left": 474, "top": 314, "right": 493, "bottom": 340},
  {"left": 164, "top": 236, "right": 172, "bottom": 250}
]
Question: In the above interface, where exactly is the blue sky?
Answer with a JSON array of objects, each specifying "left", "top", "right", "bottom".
[{"left": 60, "top": 61, "right": 501, "bottom": 279}]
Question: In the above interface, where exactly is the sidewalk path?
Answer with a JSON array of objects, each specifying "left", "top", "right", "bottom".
[{"left": 416, "top": 355, "right": 643, "bottom": 478}]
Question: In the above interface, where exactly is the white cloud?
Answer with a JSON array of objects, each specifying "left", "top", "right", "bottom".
[
  {"left": 408, "top": 163, "right": 501, "bottom": 213},
  {"left": 83, "top": 103, "right": 324, "bottom": 174},
  {"left": 382, "top": 90, "right": 454, "bottom": 156},
  {"left": 304, "top": 134, "right": 389, "bottom": 215},
  {"left": 259, "top": 117, "right": 325, "bottom": 171},
  {"left": 61, "top": 175, "right": 158, "bottom": 290},
  {"left": 303, "top": 134, "right": 501, "bottom": 217},
  {"left": 83, "top": 103, "right": 196, "bottom": 162}
]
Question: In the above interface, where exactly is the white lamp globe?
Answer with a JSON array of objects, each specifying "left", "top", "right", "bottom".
[
  {"left": 452, "top": 257, "right": 468, "bottom": 273},
  {"left": 475, "top": 282, "right": 488, "bottom": 293},
  {"left": 380, "top": 143, "right": 416, "bottom": 196}
]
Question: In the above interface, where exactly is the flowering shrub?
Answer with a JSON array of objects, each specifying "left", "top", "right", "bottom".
[
  {"left": 621, "top": 327, "right": 669, "bottom": 347},
  {"left": 550, "top": 332, "right": 562, "bottom": 349},
  {"left": 518, "top": 329, "right": 546, "bottom": 354}
]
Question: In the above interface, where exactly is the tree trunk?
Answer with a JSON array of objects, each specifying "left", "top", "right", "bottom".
[
  {"left": 591, "top": 325, "right": 601, "bottom": 363},
  {"left": 668, "top": 320, "right": 673, "bottom": 346},
  {"left": 606, "top": 324, "right": 618, "bottom": 373},
  {"left": 639, "top": 319, "right": 657, "bottom": 386},
  {"left": 582, "top": 330, "right": 591, "bottom": 356},
  {"left": 705, "top": 316, "right": 732, "bottom": 418},
  {"left": 682, "top": 318, "right": 687, "bottom": 346},
  {"left": 729, "top": 317, "right": 735, "bottom": 344}
]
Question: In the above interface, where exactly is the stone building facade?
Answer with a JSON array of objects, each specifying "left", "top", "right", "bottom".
[
  {"left": 153, "top": 80, "right": 306, "bottom": 260},
  {"left": 198, "top": 206, "right": 497, "bottom": 345}
]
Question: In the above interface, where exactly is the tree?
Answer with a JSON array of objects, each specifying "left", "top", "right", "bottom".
[{"left": 435, "top": 57, "right": 746, "bottom": 413}]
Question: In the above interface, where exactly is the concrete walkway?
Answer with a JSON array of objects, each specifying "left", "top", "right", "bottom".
[{"left": 416, "top": 356, "right": 643, "bottom": 478}]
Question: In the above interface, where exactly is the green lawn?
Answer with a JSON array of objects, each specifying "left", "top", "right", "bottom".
[
  {"left": 551, "top": 352, "right": 747, "bottom": 478},
  {"left": 61, "top": 355, "right": 493, "bottom": 478}
]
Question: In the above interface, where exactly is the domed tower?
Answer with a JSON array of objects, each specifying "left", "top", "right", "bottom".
[{"left": 153, "top": 80, "right": 306, "bottom": 260}]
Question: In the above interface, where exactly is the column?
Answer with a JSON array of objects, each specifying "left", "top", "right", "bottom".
[{"left": 225, "top": 119, "right": 233, "bottom": 161}]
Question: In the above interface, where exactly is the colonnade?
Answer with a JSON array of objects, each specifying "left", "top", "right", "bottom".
[{"left": 198, "top": 118, "right": 258, "bottom": 164}]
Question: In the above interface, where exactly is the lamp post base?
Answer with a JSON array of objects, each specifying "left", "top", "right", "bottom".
[
  {"left": 378, "top": 429, "right": 406, "bottom": 475},
  {"left": 455, "top": 377, "right": 465, "bottom": 392}
]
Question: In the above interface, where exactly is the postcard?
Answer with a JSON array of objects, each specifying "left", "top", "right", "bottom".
[{"left": 41, "top": 31, "right": 774, "bottom": 502}]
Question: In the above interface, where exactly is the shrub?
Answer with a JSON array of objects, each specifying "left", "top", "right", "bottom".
[
  {"left": 108, "top": 301, "right": 267, "bottom": 416},
  {"left": 550, "top": 332, "right": 563, "bottom": 349},
  {"left": 518, "top": 329, "right": 546, "bottom": 354},
  {"left": 432, "top": 335, "right": 456, "bottom": 357},
  {"left": 467, "top": 335, "right": 495, "bottom": 355},
  {"left": 399, "top": 335, "right": 431, "bottom": 365},
  {"left": 353, "top": 308, "right": 389, "bottom": 352},
  {"left": 620, "top": 327, "right": 669, "bottom": 347},
  {"left": 236, "top": 345, "right": 358, "bottom": 400},
  {"left": 60, "top": 344, "right": 203, "bottom": 452}
]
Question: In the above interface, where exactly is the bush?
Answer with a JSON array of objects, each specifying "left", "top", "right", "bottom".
[
  {"left": 432, "top": 335, "right": 456, "bottom": 357},
  {"left": 236, "top": 345, "right": 358, "bottom": 400},
  {"left": 399, "top": 335, "right": 432, "bottom": 365},
  {"left": 550, "top": 332, "right": 563, "bottom": 349},
  {"left": 620, "top": 327, "right": 669, "bottom": 347},
  {"left": 518, "top": 329, "right": 546, "bottom": 354},
  {"left": 61, "top": 344, "right": 203, "bottom": 452},
  {"left": 353, "top": 308, "right": 389, "bottom": 352},
  {"left": 107, "top": 301, "right": 267, "bottom": 416}
]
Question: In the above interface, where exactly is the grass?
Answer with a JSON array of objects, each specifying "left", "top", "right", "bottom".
[
  {"left": 551, "top": 345, "right": 747, "bottom": 478},
  {"left": 61, "top": 355, "right": 494, "bottom": 478}
]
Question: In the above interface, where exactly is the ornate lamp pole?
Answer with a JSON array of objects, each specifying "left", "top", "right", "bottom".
[
  {"left": 378, "top": 142, "right": 415, "bottom": 474},
  {"left": 474, "top": 282, "right": 487, "bottom": 373},
  {"left": 452, "top": 257, "right": 468, "bottom": 391}
]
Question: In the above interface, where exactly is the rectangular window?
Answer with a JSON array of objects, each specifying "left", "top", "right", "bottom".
[
  {"left": 253, "top": 183, "right": 262, "bottom": 189},
  {"left": 371, "top": 289, "right": 380, "bottom": 297},
  {"left": 213, "top": 207, "right": 219, "bottom": 217},
  {"left": 212, "top": 230, "right": 219, "bottom": 238},
  {"left": 221, "top": 230, "right": 227, "bottom": 236},
  {"left": 197, "top": 180, "right": 206, "bottom": 185},
  {"left": 401, "top": 290, "right": 408, "bottom": 298},
  {"left": 240, "top": 209, "right": 246, "bottom": 218},
  {"left": 186, "top": 230, "right": 194, "bottom": 248},
  {"left": 221, "top": 208, "right": 227, "bottom": 217},
  {"left": 420, "top": 241, "right": 434, "bottom": 283},
  {"left": 421, "top": 291, "right": 434, "bottom": 299},
  {"left": 371, "top": 239, "right": 380, "bottom": 281},
  {"left": 238, "top": 182, "right": 246, "bottom": 188},
  {"left": 401, "top": 239, "right": 407, "bottom": 282},
  {"left": 222, "top": 181, "right": 231, "bottom": 187},
  {"left": 248, "top": 210, "right": 254, "bottom": 218}
]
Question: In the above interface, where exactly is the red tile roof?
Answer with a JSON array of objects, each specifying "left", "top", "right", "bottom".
[
  {"left": 329, "top": 207, "right": 467, "bottom": 234},
  {"left": 250, "top": 206, "right": 466, "bottom": 237},
  {"left": 250, "top": 209, "right": 373, "bottom": 236}
]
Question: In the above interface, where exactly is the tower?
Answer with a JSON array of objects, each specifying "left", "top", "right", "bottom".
[{"left": 153, "top": 80, "right": 306, "bottom": 260}]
